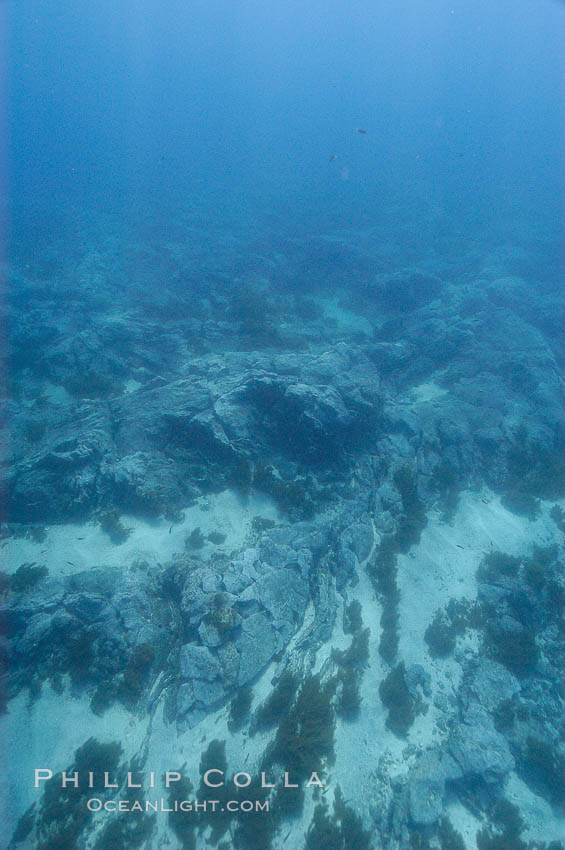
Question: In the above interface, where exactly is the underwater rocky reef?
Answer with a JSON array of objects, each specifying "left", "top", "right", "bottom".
[{"left": 1, "top": 207, "right": 564, "bottom": 850}]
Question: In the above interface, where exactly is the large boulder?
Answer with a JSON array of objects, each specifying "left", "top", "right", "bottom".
[
  {"left": 448, "top": 707, "right": 515, "bottom": 783},
  {"left": 238, "top": 612, "right": 279, "bottom": 685},
  {"left": 460, "top": 658, "right": 520, "bottom": 713},
  {"left": 179, "top": 644, "right": 221, "bottom": 681},
  {"left": 405, "top": 748, "right": 462, "bottom": 828}
]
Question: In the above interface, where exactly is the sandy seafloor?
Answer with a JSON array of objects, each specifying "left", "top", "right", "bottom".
[{"left": 2, "top": 489, "right": 563, "bottom": 848}]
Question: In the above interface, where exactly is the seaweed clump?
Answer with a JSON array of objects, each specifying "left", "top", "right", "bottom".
[
  {"left": 483, "top": 620, "right": 539, "bottom": 677},
  {"left": 305, "top": 800, "right": 342, "bottom": 850},
  {"left": 424, "top": 598, "right": 482, "bottom": 659},
  {"left": 28, "top": 525, "right": 47, "bottom": 542},
  {"left": 189, "top": 741, "right": 276, "bottom": 850},
  {"left": 90, "top": 679, "right": 117, "bottom": 715},
  {"left": 228, "top": 683, "right": 253, "bottom": 732},
  {"left": 254, "top": 464, "right": 317, "bottom": 519},
  {"left": 268, "top": 674, "right": 336, "bottom": 780},
  {"left": 196, "top": 740, "right": 232, "bottom": 843},
  {"left": 476, "top": 798, "right": 527, "bottom": 850},
  {"left": 4, "top": 562, "right": 48, "bottom": 594},
  {"left": 99, "top": 509, "right": 131, "bottom": 544},
  {"left": 438, "top": 816, "right": 466, "bottom": 850},
  {"left": 11, "top": 804, "right": 36, "bottom": 845},
  {"left": 252, "top": 670, "right": 298, "bottom": 734},
  {"left": 523, "top": 557, "right": 547, "bottom": 590},
  {"left": 207, "top": 530, "right": 226, "bottom": 545},
  {"left": 425, "top": 611, "right": 457, "bottom": 657},
  {"left": 501, "top": 426, "right": 565, "bottom": 518},
  {"left": 367, "top": 465, "right": 427, "bottom": 664},
  {"left": 477, "top": 551, "right": 521, "bottom": 583},
  {"left": 343, "top": 599, "right": 363, "bottom": 634},
  {"left": 252, "top": 515, "right": 276, "bottom": 533},
  {"left": 35, "top": 738, "right": 122, "bottom": 850},
  {"left": 93, "top": 767, "right": 155, "bottom": 850},
  {"left": 231, "top": 777, "right": 274, "bottom": 850},
  {"left": 474, "top": 548, "right": 557, "bottom": 677},
  {"left": 522, "top": 736, "right": 565, "bottom": 808},
  {"left": 186, "top": 527, "right": 205, "bottom": 549},
  {"left": 520, "top": 544, "right": 556, "bottom": 593},
  {"left": 305, "top": 787, "right": 372, "bottom": 850},
  {"left": 91, "top": 643, "right": 156, "bottom": 713},
  {"left": 168, "top": 775, "right": 196, "bottom": 850},
  {"left": 379, "top": 662, "right": 416, "bottom": 737},
  {"left": 118, "top": 643, "right": 156, "bottom": 705},
  {"left": 332, "top": 626, "right": 370, "bottom": 720},
  {"left": 393, "top": 466, "right": 427, "bottom": 549},
  {"left": 369, "top": 535, "right": 400, "bottom": 662}
]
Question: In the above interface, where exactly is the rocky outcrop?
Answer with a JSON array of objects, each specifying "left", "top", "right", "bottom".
[
  {"left": 171, "top": 522, "right": 326, "bottom": 726},
  {"left": 1, "top": 564, "right": 174, "bottom": 706},
  {"left": 448, "top": 706, "right": 515, "bottom": 784},
  {"left": 3, "top": 344, "right": 382, "bottom": 524},
  {"left": 1, "top": 519, "right": 328, "bottom": 727},
  {"left": 4, "top": 205, "right": 565, "bottom": 850}
]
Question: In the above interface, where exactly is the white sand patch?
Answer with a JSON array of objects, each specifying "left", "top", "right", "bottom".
[
  {"left": 291, "top": 531, "right": 407, "bottom": 837},
  {"left": 315, "top": 297, "right": 373, "bottom": 336},
  {"left": 444, "top": 798, "right": 482, "bottom": 849},
  {"left": 142, "top": 654, "right": 298, "bottom": 850},
  {"left": 42, "top": 381, "right": 73, "bottom": 405},
  {"left": 330, "top": 566, "right": 402, "bottom": 823},
  {"left": 3, "top": 491, "right": 561, "bottom": 846},
  {"left": 123, "top": 379, "right": 142, "bottom": 394},
  {"left": 398, "top": 490, "right": 559, "bottom": 665},
  {"left": 406, "top": 381, "right": 448, "bottom": 404},
  {"left": 0, "top": 681, "right": 146, "bottom": 840},
  {"left": 391, "top": 491, "right": 564, "bottom": 846},
  {"left": 91, "top": 590, "right": 321, "bottom": 847},
  {"left": 444, "top": 773, "right": 565, "bottom": 850},
  {"left": 505, "top": 772, "right": 565, "bottom": 845},
  {"left": 1, "top": 489, "right": 280, "bottom": 578},
  {"left": 320, "top": 492, "right": 564, "bottom": 840}
]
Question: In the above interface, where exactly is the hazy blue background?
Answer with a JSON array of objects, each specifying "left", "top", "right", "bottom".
[{"left": 4, "top": 0, "right": 565, "bottom": 246}]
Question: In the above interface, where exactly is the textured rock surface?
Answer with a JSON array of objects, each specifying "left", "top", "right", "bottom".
[
  {"left": 448, "top": 707, "right": 515, "bottom": 783},
  {"left": 3, "top": 205, "right": 565, "bottom": 850}
]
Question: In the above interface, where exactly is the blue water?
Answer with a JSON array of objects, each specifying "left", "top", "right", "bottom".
[
  {"left": 6, "top": 0, "right": 565, "bottom": 246},
  {"left": 3, "top": 2, "right": 565, "bottom": 849}
]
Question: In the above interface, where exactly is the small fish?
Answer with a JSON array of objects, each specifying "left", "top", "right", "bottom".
[
  {"left": 481, "top": 498, "right": 489, "bottom": 504},
  {"left": 169, "top": 525, "right": 173, "bottom": 535},
  {"left": 356, "top": 127, "right": 367, "bottom": 134},
  {"left": 329, "top": 153, "right": 339, "bottom": 162},
  {"left": 66, "top": 561, "right": 75, "bottom": 566},
  {"left": 456, "top": 544, "right": 464, "bottom": 550},
  {"left": 76, "top": 537, "right": 85, "bottom": 540}
]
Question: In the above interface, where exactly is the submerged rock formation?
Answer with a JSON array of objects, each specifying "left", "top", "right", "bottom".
[{"left": 2, "top": 211, "right": 565, "bottom": 850}]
